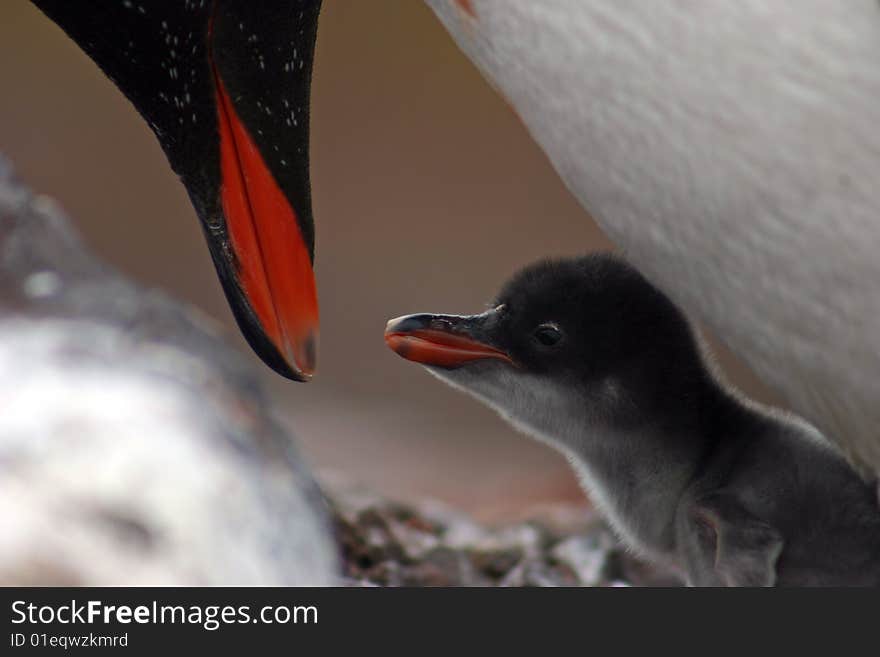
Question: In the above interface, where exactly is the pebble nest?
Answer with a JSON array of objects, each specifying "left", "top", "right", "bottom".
[{"left": 328, "top": 485, "right": 682, "bottom": 587}]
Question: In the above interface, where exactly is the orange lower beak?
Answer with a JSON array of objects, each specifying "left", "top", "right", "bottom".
[
  {"left": 384, "top": 315, "right": 512, "bottom": 369},
  {"left": 215, "top": 72, "right": 319, "bottom": 379}
]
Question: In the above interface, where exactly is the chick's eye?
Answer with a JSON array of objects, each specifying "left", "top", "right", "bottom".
[{"left": 534, "top": 324, "right": 562, "bottom": 347}]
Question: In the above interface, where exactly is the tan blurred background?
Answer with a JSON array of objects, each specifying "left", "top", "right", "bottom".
[{"left": 1, "top": 1, "right": 779, "bottom": 522}]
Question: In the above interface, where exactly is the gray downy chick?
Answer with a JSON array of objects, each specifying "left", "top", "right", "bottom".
[{"left": 385, "top": 254, "right": 880, "bottom": 586}]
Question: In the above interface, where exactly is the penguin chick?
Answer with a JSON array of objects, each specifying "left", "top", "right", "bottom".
[{"left": 385, "top": 254, "right": 880, "bottom": 586}]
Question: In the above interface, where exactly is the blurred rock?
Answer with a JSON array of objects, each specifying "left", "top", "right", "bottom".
[
  {"left": 551, "top": 534, "right": 610, "bottom": 585},
  {"left": 328, "top": 481, "right": 682, "bottom": 587},
  {"left": 0, "top": 158, "right": 336, "bottom": 584}
]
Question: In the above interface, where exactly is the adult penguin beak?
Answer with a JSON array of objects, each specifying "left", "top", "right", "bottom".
[{"left": 33, "top": 0, "right": 324, "bottom": 380}]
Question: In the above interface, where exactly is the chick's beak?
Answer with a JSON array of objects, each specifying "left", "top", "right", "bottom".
[{"left": 384, "top": 313, "right": 512, "bottom": 369}]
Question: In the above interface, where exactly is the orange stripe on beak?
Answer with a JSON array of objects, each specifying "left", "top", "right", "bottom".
[
  {"left": 384, "top": 327, "right": 512, "bottom": 369},
  {"left": 215, "top": 73, "right": 319, "bottom": 378}
]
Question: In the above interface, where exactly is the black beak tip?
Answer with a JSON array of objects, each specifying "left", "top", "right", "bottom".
[
  {"left": 218, "top": 275, "right": 313, "bottom": 383},
  {"left": 251, "top": 335, "right": 313, "bottom": 382}
]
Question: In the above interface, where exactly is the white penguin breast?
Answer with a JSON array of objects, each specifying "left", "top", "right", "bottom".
[{"left": 427, "top": 0, "right": 880, "bottom": 472}]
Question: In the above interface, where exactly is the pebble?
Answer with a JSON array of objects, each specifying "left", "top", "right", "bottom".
[{"left": 328, "top": 483, "right": 681, "bottom": 587}]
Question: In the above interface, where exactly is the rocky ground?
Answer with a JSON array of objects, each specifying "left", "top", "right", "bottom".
[
  {"left": 329, "top": 484, "right": 682, "bottom": 587},
  {"left": 0, "top": 159, "right": 335, "bottom": 585}
]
